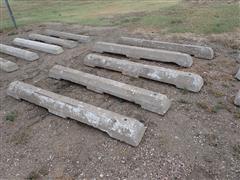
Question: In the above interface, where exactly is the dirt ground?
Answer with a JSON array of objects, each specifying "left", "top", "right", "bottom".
[{"left": 0, "top": 23, "right": 240, "bottom": 179}]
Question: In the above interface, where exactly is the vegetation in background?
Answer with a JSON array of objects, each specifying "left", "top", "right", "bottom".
[
  {"left": 137, "top": 2, "right": 240, "bottom": 34},
  {"left": 1, "top": 0, "right": 239, "bottom": 34}
]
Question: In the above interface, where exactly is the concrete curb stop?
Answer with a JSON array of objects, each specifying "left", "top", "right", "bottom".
[
  {"left": 13, "top": 38, "right": 64, "bottom": 55},
  {"left": 29, "top": 33, "right": 78, "bottom": 48},
  {"left": 84, "top": 54, "right": 204, "bottom": 92},
  {"left": 93, "top": 42, "right": 193, "bottom": 67},
  {"left": 49, "top": 65, "right": 171, "bottom": 115},
  {"left": 45, "top": 29, "right": 91, "bottom": 43},
  {"left": 234, "top": 90, "right": 240, "bottom": 106},
  {"left": 0, "top": 43, "right": 39, "bottom": 61},
  {"left": 7, "top": 81, "right": 146, "bottom": 146},
  {"left": 119, "top": 37, "right": 214, "bottom": 60}
]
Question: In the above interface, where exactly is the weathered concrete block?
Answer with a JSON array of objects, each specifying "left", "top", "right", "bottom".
[
  {"left": 0, "top": 57, "right": 18, "bottom": 72},
  {"left": 84, "top": 54, "right": 204, "bottom": 92},
  {"left": 234, "top": 90, "right": 240, "bottom": 106},
  {"left": 0, "top": 43, "right": 39, "bottom": 61},
  {"left": 49, "top": 65, "right": 171, "bottom": 115},
  {"left": 235, "top": 68, "right": 240, "bottom": 80},
  {"left": 45, "top": 29, "right": 90, "bottom": 43},
  {"left": 93, "top": 42, "right": 193, "bottom": 67},
  {"left": 13, "top": 38, "right": 64, "bottom": 55},
  {"left": 119, "top": 37, "right": 214, "bottom": 60},
  {"left": 29, "top": 33, "right": 78, "bottom": 48},
  {"left": 237, "top": 53, "right": 240, "bottom": 63},
  {"left": 7, "top": 81, "right": 146, "bottom": 146}
]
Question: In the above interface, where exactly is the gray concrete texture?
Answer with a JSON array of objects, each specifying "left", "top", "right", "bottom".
[
  {"left": 0, "top": 57, "right": 18, "bottom": 72},
  {"left": 235, "top": 68, "right": 240, "bottom": 80},
  {"left": 234, "top": 90, "right": 240, "bottom": 106},
  {"left": 119, "top": 37, "right": 214, "bottom": 60},
  {"left": 84, "top": 54, "right": 204, "bottom": 92},
  {"left": 0, "top": 43, "right": 39, "bottom": 61},
  {"left": 7, "top": 81, "right": 146, "bottom": 146},
  {"left": 13, "top": 38, "right": 64, "bottom": 55},
  {"left": 93, "top": 42, "right": 193, "bottom": 67},
  {"left": 49, "top": 65, "right": 171, "bottom": 115},
  {"left": 45, "top": 29, "right": 91, "bottom": 43},
  {"left": 29, "top": 33, "right": 78, "bottom": 48}
]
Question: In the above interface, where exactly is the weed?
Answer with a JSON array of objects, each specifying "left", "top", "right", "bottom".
[
  {"left": 27, "top": 171, "right": 40, "bottom": 180},
  {"left": 208, "top": 89, "right": 225, "bottom": 97},
  {"left": 234, "top": 110, "right": 240, "bottom": 119},
  {"left": 222, "top": 83, "right": 229, "bottom": 88},
  {"left": 211, "top": 104, "right": 224, "bottom": 113},
  {"left": 5, "top": 111, "right": 17, "bottom": 122},
  {"left": 178, "top": 99, "right": 190, "bottom": 104},
  {"left": 196, "top": 102, "right": 224, "bottom": 113},
  {"left": 196, "top": 102, "right": 210, "bottom": 111},
  {"left": 180, "top": 88, "right": 188, "bottom": 95}
]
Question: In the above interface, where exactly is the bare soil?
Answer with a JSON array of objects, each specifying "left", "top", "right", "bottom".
[{"left": 0, "top": 23, "right": 240, "bottom": 179}]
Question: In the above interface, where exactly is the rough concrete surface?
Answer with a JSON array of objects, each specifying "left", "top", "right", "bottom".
[
  {"left": 0, "top": 23, "right": 239, "bottom": 180},
  {"left": 45, "top": 29, "right": 91, "bottom": 43},
  {"left": 235, "top": 68, "right": 240, "bottom": 80},
  {"left": 119, "top": 37, "right": 214, "bottom": 60},
  {"left": 0, "top": 43, "right": 39, "bottom": 61},
  {"left": 29, "top": 33, "right": 78, "bottom": 48},
  {"left": 84, "top": 54, "right": 203, "bottom": 92},
  {"left": 234, "top": 90, "right": 240, "bottom": 106},
  {"left": 49, "top": 65, "right": 171, "bottom": 115},
  {"left": 93, "top": 42, "right": 193, "bottom": 67},
  {"left": 7, "top": 81, "right": 146, "bottom": 146},
  {"left": 0, "top": 57, "right": 18, "bottom": 72},
  {"left": 13, "top": 38, "right": 64, "bottom": 55}
]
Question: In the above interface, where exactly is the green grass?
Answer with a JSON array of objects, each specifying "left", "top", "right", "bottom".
[
  {"left": 138, "top": 2, "right": 240, "bottom": 34},
  {"left": 1, "top": 0, "right": 239, "bottom": 34},
  {"left": 5, "top": 111, "right": 17, "bottom": 121},
  {"left": 1, "top": 0, "right": 178, "bottom": 28}
]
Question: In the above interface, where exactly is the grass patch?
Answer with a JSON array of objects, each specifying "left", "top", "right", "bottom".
[
  {"left": 27, "top": 171, "right": 40, "bottom": 180},
  {"left": 1, "top": 1, "right": 239, "bottom": 34},
  {"left": 208, "top": 89, "right": 225, "bottom": 97},
  {"left": 178, "top": 99, "right": 190, "bottom": 104},
  {"left": 197, "top": 102, "right": 211, "bottom": 111},
  {"left": 234, "top": 110, "right": 240, "bottom": 119},
  {"left": 5, "top": 111, "right": 17, "bottom": 121},
  {"left": 196, "top": 101, "right": 225, "bottom": 113},
  {"left": 211, "top": 104, "right": 224, "bottom": 113},
  {"left": 138, "top": 2, "right": 240, "bottom": 34},
  {"left": 180, "top": 88, "right": 189, "bottom": 95},
  {"left": 0, "top": 0, "right": 178, "bottom": 29},
  {"left": 221, "top": 83, "right": 229, "bottom": 88}
]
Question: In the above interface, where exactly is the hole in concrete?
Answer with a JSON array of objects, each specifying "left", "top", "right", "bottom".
[
  {"left": 35, "top": 40, "right": 45, "bottom": 43},
  {"left": 124, "top": 118, "right": 127, "bottom": 121},
  {"left": 50, "top": 35, "right": 59, "bottom": 38}
]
